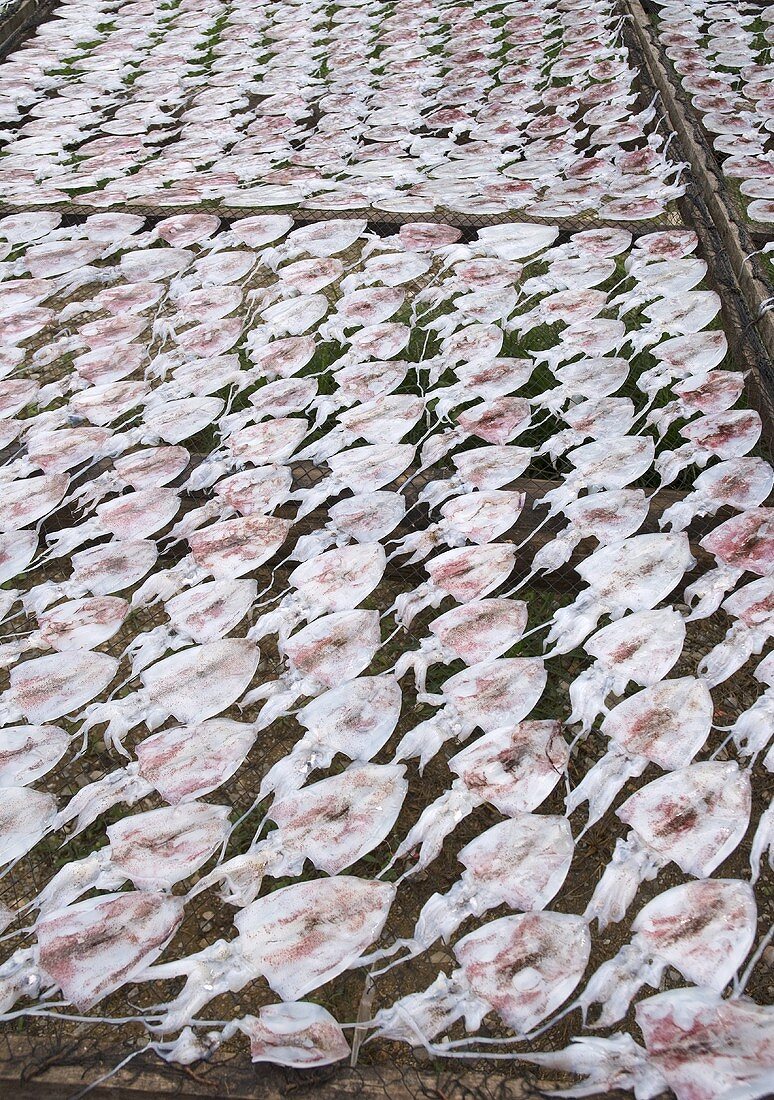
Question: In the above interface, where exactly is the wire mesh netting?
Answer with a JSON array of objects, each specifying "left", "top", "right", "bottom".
[
  {"left": 0, "top": 208, "right": 771, "bottom": 1095},
  {"left": 0, "top": 2, "right": 772, "bottom": 1100}
]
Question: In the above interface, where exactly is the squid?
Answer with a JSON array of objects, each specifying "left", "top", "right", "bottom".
[
  {"left": 727, "top": 650, "right": 774, "bottom": 764},
  {"left": 0, "top": 891, "right": 184, "bottom": 1015},
  {"left": 169, "top": 467, "right": 294, "bottom": 541},
  {"left": 512, "top": 287, "right": 609, "bottom": 337},
  {"left": 321, "top": 286, "right": 406, "bottom": 341},
  {"left": 362, "top": 814, "right": 573, "bottom": 972},
  {"left": 219, "top": 377, "right": 317, "bottom": 438},
  {"left": 0, "top": 530, "right": 38, "bottom": 592},
  {"left": 71, "top": 446, "right": 190, "bottom": 511},
  {"left": 298, "top": 392, "right": 424, "bottom": 464},
  {"left": 136, "top": 876, "right": 395, "bottom": 1032},
  {"left": 0, "top": 786, "right": 58, "bottom": 868},
  {"left": 248, "top": 543, "right": 386, "bottom": 644},
  {"left": 122, "top": 395, "right": 226, "bottom": 450},
  {"left": 194, "top": 763, "right": 407, "bottom": 907},
  {"left": 369, "top": 912, "right": 590, "bottom": 1048},
  {"left": 232, "top": 1002, "right": 350, "bottom": 1067},
  {"left": 646, "top": 369, "right": 745, "bottom": 439},
  {"left": 186, "top": 415, "right": 307, "bottom": 491},
  {"left": 578, "top": 879, "right": 757, "bottom": 1027},
  {"left": 655, "top": 409, "right": 763, "bottom": 487},
  {"left": 660, "top": 456, "right": 774, "bottom": 533},
  {"left": 539, "top": 436, "right": 655, "bottom": 517},
  {"left": 585, "top": 761, "right": 752, "bottom": 928},
  {"left": 131, "top": 515, "right": 290, "bottom": 606},
  {"left": 419, "top": 444, "right": 533, "bottom": 509},
  {"left": 418, "top": 396, "right": 532, "bottom": 472},
  {"left": 547, "top": 532, "right": 694, "bottom": 654},
  {"left": 632, "top": 290, "right": 722, "bottom": 353},
  {"left": 3, "top": 425, "right": 121, "bottom": 482},
  {"left": 525, "top": 488, "right": 650, "bottom": 583},
  {"left": 389, "top": 490, "right": 525, "bottom": 564},
  {"left": 325, "top": 321, "right": 411, "bottom": 371},
  {"left": 79, "top": 639, "right": 260, "bottom": 755},
  {"left": 532, "top": 318, "right": 627, "bottom": 373},
  {"left": 526, "top": 989, "right": 774, "bottom": 1100},
  {"left": 24, "top": 539, "right": 158, "bottom": 615},
  {"left": 293, "top": 442, "right": 415, "bottom": 519},
  {"left": 384, "top": 720, "right": 569, "bottom": 879},
  {"left": 637, "top": 333, "right": 731, "bottom": 406},
  {"left": 429, "top": 357, "right": 534, "bottom": 420},
  {"left": 43, "top": 487, "right": 182, "bottom": 559},
  {"left": 0, "top": 724, "right": 69, "bottom": 787},
  {"left": 68, "top": 379, "right": 150, "bottom": 427},
  {"left": 266, "top": 219, "right": 369, "bottom": 267},
  {"left": 698, "top": 577, "right": 774, "bottom": 686},
  {"left": 256, "top": 674, "right": 403, "bottom": 803},
  {"left": 392, "top": 542, "right": 517, "bottom": 627},
  {"left": 394, "top": 656, "right": 547, "bottom": 770},
  {"left": 125, "top": 579, "right": 257, "bottom": 675},
  {"left": 611, "top": 256, "right": 708, "bottom": 318},
  {"left": 567, "top": 677, "right": 714, "bottom": 829},
  {"left": 312, "top": 359, "right": 410, "bottom": 425},
  {"left": 0, "top": 472, "right": 69, "bottom": 533},
  {"left": 243, "top": 337, "right": 316, "bottom": 390},
  {"left": 290, "top": 491, "right": 406, "bottom": 561},
  {"left": 394, "top": 598, "right": 528, "bottom": 693},
  {"left": 0, "top": 595, "right": 127, "bottom": 671},
  {"left": 532, "top": 358, "right": 631, "bottom": 415},
  {"left": 685, "top": 506, "right": 774, "bottom": 619},
  {"left": 30, "top": 801, "right": 232, "bottom": 916},
  {"left": 55, "top": 718, "right": 260, "bottom": 837},
  {"left": 0, "top": 650, "right": 118, "bottom": 726},
  {"left": 240, "top": 609, "right": 382, "bottom": 727},
  {"left": 539, "top": 396, "right": 637, "bottom": 462}
]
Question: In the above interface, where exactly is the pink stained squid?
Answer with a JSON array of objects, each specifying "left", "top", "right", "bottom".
[
  {"left": 684, "top": 506, "right": 774, "bottom": 620},
  {"left": 55, "top": 718, "right": 260, "bottom": 838},
  {"left": 394, "top": 656, "right": 547, "bottom": 771},
  {"left": 361, "top": 813, "right": 573, "bottom": 972},
  {"left": 698, "top": 577, "right": 774, "bottom": 686},
  {"left": 256, "top": 674, "right": 403, "bottom": 803},
  {"left": 566, "top": 677, "right": 714, "bottom": 830},
  {"left": 546, "top": 533, "right": 694, "bottom": 655},
  {"left": 584, "top": 760, "right": 752, "bottom": 928},
  {"left": 383, "top": 721, "right": 569, "bottom": 879},
  {"left": 193, "top": 762, "right": 408, "bottom": 908},
  {"left": 578, "top": 878, "right": 757, "bottom": 1027},
  {"left": 79, "top": 639, "right": 260, "bottom": 756},
  {"left": 32, "top": 801, "right": 232, "bottom": 915},
  {"left": 524, "top": 988, "right": 774, "bottom": 1100},
  {"left": 394, "top": 598, "right": 528, "bottom": 694},
  {"left": 567, "top": 608, "right": 687, "bottom": 732},
  {"left": 248, "top": 543, "right": 386, "bottom": 644},
  {"left": 369, "top": 911, "right": 590, "bottom": 1049},
  {"left": 389, "top": 490, "right": 525, "bottom": 564},
  {"left": 240, "top": 609, "right": 383, "bottom": 728},
  {"left": 137, "top": 876, "right": 395, "bottom": 1032},
  {"left": 0, "top": 891, "right": 184, "bottom": 1014},
  {"left": 392, "top": 542, "right": 518, "bottom": 628}
]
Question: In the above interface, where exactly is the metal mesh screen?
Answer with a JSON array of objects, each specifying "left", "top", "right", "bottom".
[{"left": 0, "top": 3, "right": 771, "bottom": 1100}]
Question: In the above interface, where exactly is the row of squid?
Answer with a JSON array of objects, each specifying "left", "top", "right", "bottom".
[
  {"left": 0, "top": 209, "right": 771, "bottom": 1098},
  {"left": 653, "top": 0, "right": 774, "bottom": 226},
  {"left": 0, "top": 0, "right": 685, "bottom": 219}
]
